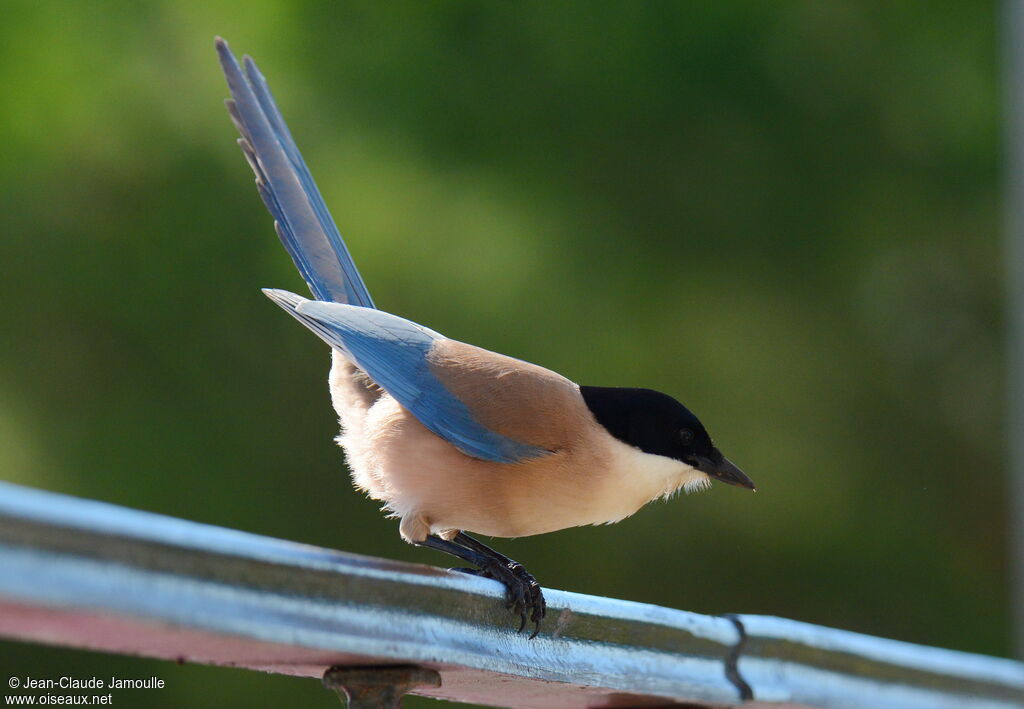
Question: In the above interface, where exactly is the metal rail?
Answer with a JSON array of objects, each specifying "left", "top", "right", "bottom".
[{"left": 0, "top": 481, "right": 1021, "bottom": 708}]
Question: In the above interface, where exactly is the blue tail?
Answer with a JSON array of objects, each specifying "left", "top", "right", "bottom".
[{"left": 216, "top": 38, "right": 374, "bottom": 308}]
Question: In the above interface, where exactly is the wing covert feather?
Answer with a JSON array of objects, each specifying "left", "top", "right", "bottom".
[{"left": 263, "top": 290, "right": 550, "bottom": 464}]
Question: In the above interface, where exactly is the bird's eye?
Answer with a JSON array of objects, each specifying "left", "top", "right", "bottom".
[{"left": 679, "top": 429, "right": 694, "bottom": 446}]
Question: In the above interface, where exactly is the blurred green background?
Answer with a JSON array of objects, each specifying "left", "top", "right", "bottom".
[{"left": 0, "top": 1, "right": 1006, "bottom": 706}]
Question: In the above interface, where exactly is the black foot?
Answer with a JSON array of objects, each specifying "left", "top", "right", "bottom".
[
  {"left": 453, "top": 532, "right": 546, "bottom": 638},
  {"left": 450, "top": 561, "right": 545, "bottom": 635},
  {"left": 418, "top": 534, "right": 547, "bottom": 638},
  {"left": 488, "top": 558, "right": 546, "bottom": 638}
]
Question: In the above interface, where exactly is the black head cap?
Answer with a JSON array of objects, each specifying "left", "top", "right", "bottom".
[{"left": 580, "top": 386, "right": 755, "bottom": 490}]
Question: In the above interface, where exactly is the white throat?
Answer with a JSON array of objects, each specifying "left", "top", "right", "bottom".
[{"left": 592, "top": 436, "right": 711, "bottom": 525}]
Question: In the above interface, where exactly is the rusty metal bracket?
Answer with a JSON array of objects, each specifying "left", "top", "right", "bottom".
[{"left": 323, "top": 665, "right": 441, "bottom": 708}]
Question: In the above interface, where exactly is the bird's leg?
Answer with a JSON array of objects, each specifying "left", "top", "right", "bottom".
[
  {"left": 416, "top": 534, "right": 546, "bottom": 637},
  {"left": 454, "top": 532, "right": 546, "bottom": 637}
]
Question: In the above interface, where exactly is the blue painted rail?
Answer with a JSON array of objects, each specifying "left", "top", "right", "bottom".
[{"left": 0, "top": 481, "right": 1021, "bottom": 708}]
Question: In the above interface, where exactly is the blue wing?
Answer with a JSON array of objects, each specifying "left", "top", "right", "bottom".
[
  {"left": 264, "top": 290, "right": 549, "bottom": 464},
  {"left": 216, "top": 38, "right": 373, "bottom": 307}
]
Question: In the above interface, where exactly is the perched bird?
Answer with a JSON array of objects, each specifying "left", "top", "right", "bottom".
[{"left": 215, "top": 38, "right": 755, "bottom": 637}]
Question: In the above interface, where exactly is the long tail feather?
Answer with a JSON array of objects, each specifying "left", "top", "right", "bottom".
[{"left": 216, "top": 38, "right": 374, "bottom": 308}]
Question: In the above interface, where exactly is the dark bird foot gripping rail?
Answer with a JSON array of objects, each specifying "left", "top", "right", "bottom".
[{"left": 0, "top": 482, "right": 1021, "bottom": 708}]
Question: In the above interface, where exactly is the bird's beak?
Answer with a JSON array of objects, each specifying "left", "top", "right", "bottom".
[
  {"left": 713, "top": 456, "right": 756, "bottom": 491},
  {"left": 693, "top": 451, "right": 756, "bottom": 491}
]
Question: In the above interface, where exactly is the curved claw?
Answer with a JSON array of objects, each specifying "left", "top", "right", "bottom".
[
  {"left": 480, "top": 558, "right": 546, "bottom": 636},
  {"left": 528, "top": 583, "right": 546, "bottom": 638},
  {"left": 528, "top": 584, "right": 545, "bottom": 638},
  {"left": 502, "top": 563, "right": 545, "bottom": 637},
  {"left": 430, "top": 533, "right": 547, "bottom": 637}
]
